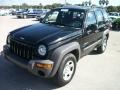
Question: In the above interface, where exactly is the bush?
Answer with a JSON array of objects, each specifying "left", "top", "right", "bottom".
[{"left": 112, "top": 18, "right": 120, "bottom": 30}]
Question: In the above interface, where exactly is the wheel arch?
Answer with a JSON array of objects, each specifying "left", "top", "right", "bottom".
[
  {"left": 106, "top": 33, "right": 109, "bottom": 40},
  {"left": 103, "top": 29, "right": 109, "bottom": 40},
  {"left": 70, "top": 49, "right": 79, "bottom": 62},
  {"left": 49, "top": 42, "right": 81, "bottom": 77}
]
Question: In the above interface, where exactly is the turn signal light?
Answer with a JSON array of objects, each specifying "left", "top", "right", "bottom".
[{"left": 36, "top": 63, "right": 52, "bottom": 69}]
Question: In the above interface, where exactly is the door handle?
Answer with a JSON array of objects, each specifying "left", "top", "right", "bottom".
[{"left": 95, "top": 30, "right": 99, "bottom": 33}]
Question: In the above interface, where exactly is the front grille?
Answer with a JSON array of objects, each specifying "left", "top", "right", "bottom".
[{"left": 10, "top": 39, "right": 35, "bottom": 60}]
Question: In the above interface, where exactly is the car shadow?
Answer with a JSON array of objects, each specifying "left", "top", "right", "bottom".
[
  {"left": 89, "top": 50, "right": 100, "bottom": 55},
  {"left": 12, "top": 17, "right": 31, "bottom": 19},
  {"left": 32, "top": 19, "right": 39, "bottom": 21},
  {"left": 0, "top": 52, "right": 59, "bottom": 90},
  {"left": 12, "top": 17, "right": 24, "bottom": 19},
  {"left": 110, "top": 29, "right": 120, "bottom": 32}
]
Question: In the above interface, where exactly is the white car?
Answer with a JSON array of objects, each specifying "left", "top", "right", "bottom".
[
  {"left": 109, "top": 12, "right": 120, "bottom": 20},
  {"left": 0, "top": 9, "right": 10, "bottom": 16}
]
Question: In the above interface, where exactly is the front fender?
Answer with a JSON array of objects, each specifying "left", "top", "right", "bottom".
[{"left": 49, "top": 42, "right": 81, "bottom": 77}]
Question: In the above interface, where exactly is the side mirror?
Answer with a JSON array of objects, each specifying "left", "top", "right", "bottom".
[{"left": 86, "top": 24, "right": 97, "bottom": 30}]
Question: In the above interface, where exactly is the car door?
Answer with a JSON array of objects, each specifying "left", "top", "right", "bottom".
[
  {"left": 94, "top": 10, "right": 105, "bottom": 41},
  {"left": 82, "top": 11, "right": 98, "bottom": 55}
]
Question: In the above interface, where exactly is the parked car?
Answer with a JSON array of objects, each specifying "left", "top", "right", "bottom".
[
  {"left": 16, "top": 9, "right": 28, "bottom": 18},
  {"left": 109, "top": 17, "right": 116, "bottom": 22},
  {"left": 25, "top": 9, "right": 43, "bottom": 18},
  {"left": 3, "top": 5, "right": 110, "bottom": 86},
  {"left": 0, "top": 9, "right": 10, "bottom": 16},
  {"left": 109, "top": 12, "right": 120, "bottom": 20},
  {"left": 109, "top": 12, "right": 120, "bottom": 16},
  {"left": 36, "top": 9, "right": 50, "bottom": 21},
  {"left": 10, "top": 10, "right": 16, "bottom": 15},
  {"left": 36, "top": 13, "right": 47, "bottom": 21},
  {"left": 9, "top": 9, "right": 17, "bottom": 15}
]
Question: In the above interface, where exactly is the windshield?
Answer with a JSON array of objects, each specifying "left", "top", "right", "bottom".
[{"left": 42, "top": 9, "right": 85, "bottom": 28}]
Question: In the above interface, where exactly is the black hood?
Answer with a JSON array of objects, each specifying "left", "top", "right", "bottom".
[{"left": 11, "top": 23, "right": 82, "bottom": 45}]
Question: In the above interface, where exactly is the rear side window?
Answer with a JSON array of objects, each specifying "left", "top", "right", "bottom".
[
  {"left": 95, "top": 10, "right": 104, "bottom": 26},
  {"left": 86, "top": 11, "right": 96, "bottom": 26},
  {"left": 102, "top": 10, "right": 109, "bottom": 21}
]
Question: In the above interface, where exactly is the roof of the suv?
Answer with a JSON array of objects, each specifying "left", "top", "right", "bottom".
[{"left": 57, "top": 5, "right": 104, "bottom": 11}]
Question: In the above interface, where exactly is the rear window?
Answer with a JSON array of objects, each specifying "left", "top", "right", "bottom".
[{"left": 86, "top": 11, "right": 97, "bottom": 25}]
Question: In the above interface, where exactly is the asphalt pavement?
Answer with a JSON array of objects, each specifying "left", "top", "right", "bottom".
[{"left": 0, "top": 16, "right": 120, "bottom": 90}]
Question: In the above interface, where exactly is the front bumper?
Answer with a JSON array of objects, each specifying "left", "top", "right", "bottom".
[{"left": 3, "top": 45, "right": 54, "bottom": 78}]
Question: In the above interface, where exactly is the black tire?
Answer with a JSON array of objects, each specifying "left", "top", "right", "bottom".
[
  {"left": 54, "top": 53, "right": 77, "bottom": 86},
  {"left": 17, "top": 16, "right": 20, "bottom": 18},
  {"left": 23, "top": 15, "right": 27, "bottom": 19},
  {"left": 97, "top": 36, "right": 108, "bottom": 53}
]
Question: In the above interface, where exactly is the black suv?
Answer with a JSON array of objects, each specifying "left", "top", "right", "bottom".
[{"left": 3, "top": 6, "right": 110, "bottom": 86}]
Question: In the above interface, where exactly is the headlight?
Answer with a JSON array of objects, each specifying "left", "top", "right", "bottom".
[
  {"left": 38, "top": 45, "right": 47, "bottom": 56},
  {"left": 7, "top": 35, "right": 10, "bottom": 44}
]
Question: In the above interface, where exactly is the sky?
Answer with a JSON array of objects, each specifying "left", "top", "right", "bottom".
[{"left": 0, "top": 0, "right": 119, "bottom": 6}]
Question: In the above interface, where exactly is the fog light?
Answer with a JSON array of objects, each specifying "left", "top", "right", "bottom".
[{"left": 36, "top": 63, "right": 53, "bottom": 69}]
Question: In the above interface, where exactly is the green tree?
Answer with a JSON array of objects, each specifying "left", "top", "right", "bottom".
[
  {"left": 22, "top": 3, "right": 28, "bottom": 9},
  {"left": 12, "top": 5, "right": 20, "bottom": 9},
  {"left": 107, "top": 6, "right": 118, "bottom": 12},
  {"left": 44, "top": 3, "right": 63, "bottom": 9},
  {"left": 116, "top": 6, "right": 120, "bottom": 12},
  {"left": 39, "top": 3, "right": 43, "bottom": 9}
]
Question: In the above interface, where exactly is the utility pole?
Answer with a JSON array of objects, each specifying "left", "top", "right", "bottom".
[{"left": 65, "top": 0, "right": 67, "bottom": 5}]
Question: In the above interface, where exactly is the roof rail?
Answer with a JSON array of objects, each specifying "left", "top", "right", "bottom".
[{"left": 91, "top": 5, "right": 105, "bottom": 9}]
